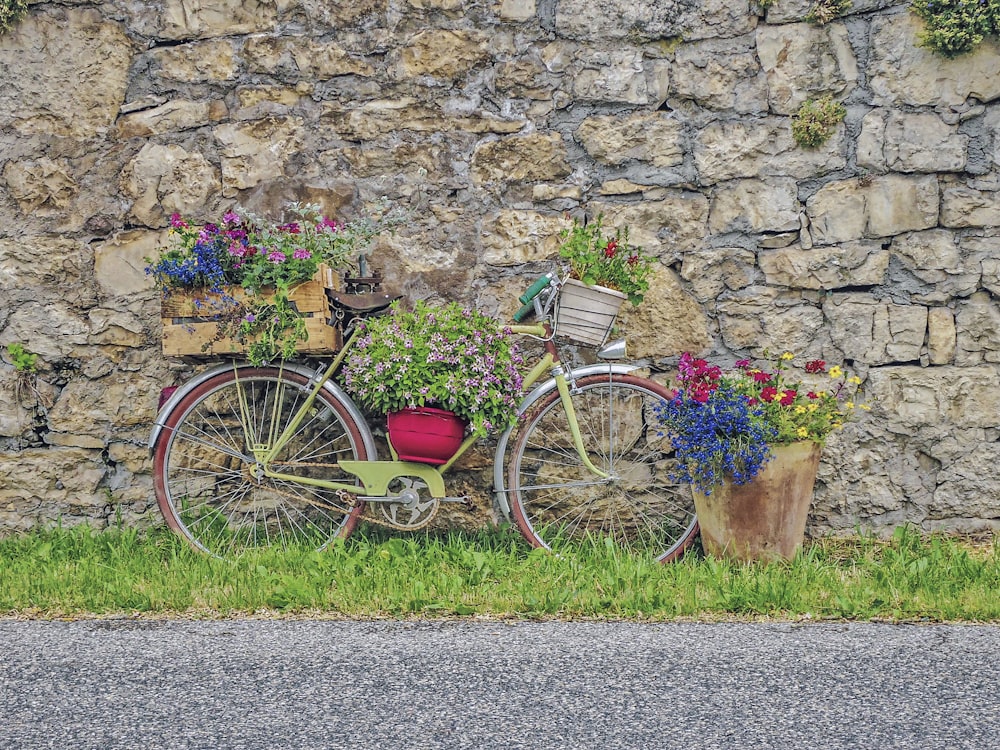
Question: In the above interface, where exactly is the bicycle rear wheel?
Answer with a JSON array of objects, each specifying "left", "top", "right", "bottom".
[
  {"left": 506, "top": 373, "right": 698, "bottom": 562},
  {"left": 152, "top": 366, "right": 370, "bottom": 557}
]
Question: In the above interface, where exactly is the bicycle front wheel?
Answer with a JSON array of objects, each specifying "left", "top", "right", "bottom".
[
  {"left": 152, "top": 366, "right": 371, "bottom": 557},
  {"left": 506, "top": 373, "right": 698, "bottom": 562}
]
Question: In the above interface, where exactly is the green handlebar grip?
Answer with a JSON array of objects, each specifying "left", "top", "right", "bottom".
[
  {"left": 513, "top": 300, "right": 536, "bottom": 323},
  {"left": 518, "top": 274, "right": 553, "bottom": 305}
]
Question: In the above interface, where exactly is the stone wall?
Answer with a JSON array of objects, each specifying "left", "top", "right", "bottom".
[{"left": 1, "top": 0, "right": 999, "bottom": 537}]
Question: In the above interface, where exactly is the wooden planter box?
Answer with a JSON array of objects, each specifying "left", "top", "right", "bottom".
[{"left": 160, "top": 271, "right": 342, "bottom": 358}]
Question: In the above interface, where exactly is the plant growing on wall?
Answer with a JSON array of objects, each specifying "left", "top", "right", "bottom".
[
  {"left": 806, "top": 0, "right": 853, "bottom": 25},
  {"left": 0, "top": 0, "right": 27, "bottom": 34},
  {"left": 910, "top": 0, "right": 1000, "bottom": 57},
  {"left": 791, "top": 95, "right": 847, "bottom": 148}
]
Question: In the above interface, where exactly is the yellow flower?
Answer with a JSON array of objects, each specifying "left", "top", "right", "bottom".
[
  {"left": 828, "top": 365, "right": 843, "bottom": 378},
  {"left": 781, "top": 352, "right": 794, "bottom": 360},
  {"left": 807, "top": 403, "right": 819, "bottom": 413},
  {"left": 796, "top": 427, "right": 809, "bottom": 438},
  {"left": 845, "top": 401, "right": 855, "bottom": 409},
  {"left": 848, "top": 376, "right": 861, "bottom": 385},
  {"left": 860, "top": 403, "right": 872, "bottom": 411},
  {"left": 795, "top": 405, "right": 807, "bottom": 414}
]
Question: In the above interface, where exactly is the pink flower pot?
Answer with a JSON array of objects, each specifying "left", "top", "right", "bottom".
[{"left": 386, "top": 407, "right": 467, "bottom": 465}]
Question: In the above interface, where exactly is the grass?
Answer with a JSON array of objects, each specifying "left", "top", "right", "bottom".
[{"left": 0, "top": 525, "right": 997, "bottom": 622}]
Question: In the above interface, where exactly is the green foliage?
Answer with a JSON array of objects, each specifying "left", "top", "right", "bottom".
[
  {"left": 6, "top": 342, "right": 37, "bottom": 373},
  {"left": 0, "top": 0, "right": 28, "bottom": 35},
  {"left": 342, "top": 300, "right": 525, "bottom": 437},
  {"left": 557, "top": 214, "right": 653, "bottom": 306},
  {"left": 0, "top": 525, "right": 997, "bottom": 621},
  {"left": 791, "top": 95, "right": 847, "bottom": 149},
  {"left": 806, "top": 0, "right": 852, "bottom": 25},
  {"left": 910, "top": 0, "right": 1000, "bottom": 58}
]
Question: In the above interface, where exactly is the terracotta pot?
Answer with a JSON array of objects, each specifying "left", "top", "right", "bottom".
[
  {"left": 386, "top": 406, "right": 467, "bottom": 465},
  {"left": 693, "top": 441, "right": 822, "bottom": 562}
]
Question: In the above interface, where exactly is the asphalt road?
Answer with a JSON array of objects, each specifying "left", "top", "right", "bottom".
[{"left": 1, "top": 619, "right": 998, "bottom": 749}]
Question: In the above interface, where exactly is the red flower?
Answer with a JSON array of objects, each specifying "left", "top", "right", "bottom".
[
  {"left": 751, "top": 371, "right": 773, "bottom": 383},
  {"left": 807, "top": 391, "right": 818, "bottom": 400},
  {"left": 604, "top": 240, "right": 618, "bottom": 258},
  {"left": 805, "top": 359, "right": 826, "bottom": 374},
  {"left": 760, "top": 386, "right": 778, "bottom": 403},
  {"left": 735, "top": 359, "right": 751, "bottom": 369},
  {"left": 627, "top": 254, "right": 639, "bottom": 266},
  {"left": 779, "top": 389, "right": 797, "bottom": 406}
]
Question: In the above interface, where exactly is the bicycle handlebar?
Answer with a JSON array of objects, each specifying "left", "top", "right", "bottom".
[{"left": 512, "top": 272, "right": 557, "bottom": 323}]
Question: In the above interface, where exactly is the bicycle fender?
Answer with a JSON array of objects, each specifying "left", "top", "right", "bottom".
[
  {"left": 148, "top": 362, "right": 377, "bottom": 460},
  {"left": 492, "top": 363, "right": 639, "bottom": 518}
]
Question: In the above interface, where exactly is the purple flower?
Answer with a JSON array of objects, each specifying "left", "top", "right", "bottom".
[
  {"left": 292, "top": 248, "right": 311, "bottom": 260},
  {"left": 267, "top": 250, "right": 286, "bottom": 263}
]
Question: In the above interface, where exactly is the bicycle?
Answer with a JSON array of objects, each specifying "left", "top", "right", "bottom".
[{"left": 149, "top": 273, "right": 699, "bottom": 561}]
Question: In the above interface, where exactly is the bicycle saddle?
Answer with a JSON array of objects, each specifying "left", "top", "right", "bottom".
[{"left": 327, "top": 290, "right": 401, "bottom": 313}]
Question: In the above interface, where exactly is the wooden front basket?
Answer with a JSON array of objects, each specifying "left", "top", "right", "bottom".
[{"left": 160, "top": 271, "right": 342, "bottom": 359}]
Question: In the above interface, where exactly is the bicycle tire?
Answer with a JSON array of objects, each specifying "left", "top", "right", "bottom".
[
  {"left": 152, "top": 366, "right": 370, "bottom": 557},
  {"left": 506, "top": 373, "right": 698, "bottom": 562}
]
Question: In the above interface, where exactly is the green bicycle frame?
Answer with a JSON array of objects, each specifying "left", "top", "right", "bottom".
[{"left": 240, "top": 321, "right": 608, "bottom": 500}]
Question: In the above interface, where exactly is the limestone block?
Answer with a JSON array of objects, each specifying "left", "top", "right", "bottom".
[
  {"left": 869, "top": 14, "right": 1000, "bottom": 107},
  {"left": 149, "top": 40, "right": 237, "bottom": 83},
  {"left": 718, "top": 287, "right": 826, "bottom": 355},
  {"left": 892, "top": 229, "right": 981, "bottom": 302},
  {"left": 884, "top": 112, "right": 968, "bottom": 173},
  {"left": 137, "top": 0, "right": 278, "bottom": 40},
  {"left": 323, "top": 98, "right": 523, "bottom": 140},
  {"left": 679, "top": 0, "right": 756, "bottom": 41},
  {"left": 671, "top": 35, "right": 767, "bottom": 113},
  {"left": 618, "top": 267, "right": 711, "bottom": 359},
  {"left": 0, "top": 448, "right": 107, "bottom": 517},
  {"left": 554, "top": 0, "right": 690, "bottom": 41},
  {"left": 955, "top": 292, "right": 1000, "bottom": 365},
  {"left": 397, "top": 30, "right": 489, "bottom": 80},
  {"left": 928, "top": 308, "right": 956, "bottom": 365},
  {"left": 495, "top": 57, "right": 555, "bottom": 100},
  {"left": 0, "top": 373, "right": 34, "bottom": 438},
  {"left": 709, "top": 178, "right": 800, "bottom": 234},
  {"left": 499, "top": 0, "right": 536, "bottom": 22},
  {"left": 293, "top": 0, "right": 388, "bottom": 27},
  {"left": 940, "top": 184, "right": 1000, "bottom": 228},
  {"left": 94, "top": 231, "right": 168, "bottom": 299},
  {"left": 2, "top": 158, "right": 78, "bottom": 215},
  {"left": 116, "top": 100, "right": 228, "bottom": 139},
  {"left": 48, "top": 372, "right": 162, "bottom": 436},
  {"left": 0, "top": 237, "right": 95, "bottom": 308},
  {"left": 120, "top": 143, "right": 221, "bottom": 228},
  {"left": 1, "top": 302, "right": 90, "bottom": 360},
  {"left": 824, "top": 293, "right": 928, "bottom": 364},
  {"left": 759, "top": 241, "right": 889, "bottom": 290},
  {"left": 680, "top": 246, "right": 756, "bottom": 302},
  {"left": 807, "top": 175, "right": 939, "bottom": 244},
  {"left": 933, "top": 444, "right": 1000, "bottom": 519},
  {"left": 575, "top": 112, "right": 683, "bottom": 167},
  {"left": 214, "top": 116, "right": 303, "bottom": 195},
  {"left": 471, "top": 133, "right": 572, "bottom": 184},
  {"left": 756, "top": 22, "right": 858, "bottom": 114},
  {"left": 591, "top": 192, "right": 711, "bottom": 256},
  {"left": 865, "top": 365, "right": 1000, "bottom": 431},
  {"left": 88, "top": 309, "right": 149, "bottom": 348},
  {"left": 244, "top": 35, "right": 374, "bottom": 78},
  {"left": 0, "top": 8, "right": 131, "bottom": 138},
  {"left": 480, "top": 211, "right": 573, "bottom": 265},
  {"left": 694, "top": 118, "right": 845, "bottom": 184},
  {"left": 571, "top": 50, "right": 649, "bottom": 104},
  {"left": 340, "top": 143, "right": 448, "bottom": 179},
  {"left": 857, "top": 111, "right": 887, "bottom": 173}
]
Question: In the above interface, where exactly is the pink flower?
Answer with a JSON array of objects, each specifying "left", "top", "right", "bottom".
[
  {"left": 779, "top": 389, "right": 797, "bottom": 406},
  {"left": 292, "top": 248, "right": 311, "bottom": 260},
  {"left": 735, "top": 359, "right": 751, "bottom": 369},
  {"left": 751, "top": 371, "right": 773, "bottom": 383},
  {"left": 267, "top": 250, "right": 286, "bottom": 263},
  {"left": 169, "top": 213, "right": 187, "bottom": 229},
  {"left": 278, "top": 222, "right": 300, "bottom": 234},
  {"left": 223, "top": 211, "right": 241, "bottom": 225}
]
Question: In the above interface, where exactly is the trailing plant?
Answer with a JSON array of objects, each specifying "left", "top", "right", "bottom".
[
  {"left": 557, "top": 214, "right": 654, "bottom": 306},
  {"left": 657, "top": 352, "right": 867, "bottom": 494},
  {"left": 806, "top": 0, "right": 852, "bottom": 25},
  {"left": 0, "top": 0, "right": 27, "bottom": 35},
  {"left": 910, "top": 0, "right": 1000, "bottom": 58},
  {"left": 342, "top": 300, "right": 525, "bottom": 437},
  {"left": 791, "top": 95, "right": 847, "bottom": 148}
]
